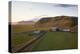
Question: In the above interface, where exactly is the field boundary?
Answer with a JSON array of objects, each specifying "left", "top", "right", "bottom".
[{"left": 12, "top": 31, "right": 46, "bottom": 53}]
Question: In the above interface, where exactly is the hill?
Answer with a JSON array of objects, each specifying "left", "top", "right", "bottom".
[{"left": 35, "top": 16, "right": 78, "bottom": 32}]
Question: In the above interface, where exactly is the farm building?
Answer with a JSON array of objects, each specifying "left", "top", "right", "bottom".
[
  {"left": 50, "top": 27, "right": 71, "bottom": 32},
  {"left": 50, "top": 27, "right": 60, "bottom": 31},
  {"left": 62, "top": 28, "right": 70, "bottom": 32}
]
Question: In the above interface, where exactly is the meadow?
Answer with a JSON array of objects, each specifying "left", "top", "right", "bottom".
[
  {"left": 31, "top": 31, "right": 78, "bottom": 51},
  {"left": 11, "top": 24, "right": 36, "bottom": 52},
  {"left": 11, "top": 24, "right": 78, "bottom": 52}
]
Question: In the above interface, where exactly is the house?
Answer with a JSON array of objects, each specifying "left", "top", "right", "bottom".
[
  {"left": 50, "top": 27, "right": 60, "bottom": 31},
  {"left": 62, "top": 29, "right": 70, "bottom": 32},
  {"left": 50, "top": 27, "right": 70, "bottom": 32}
]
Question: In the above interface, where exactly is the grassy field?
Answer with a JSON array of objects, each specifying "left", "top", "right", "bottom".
[
  {"left": 11, "top": 24, "right": 36, "bottom": 50},
  {"left": 11, "top": 32, "right": 34, "bottom": 47},
  {"left": 11, "top": 24, "right": 78, "bottom": 52},
  {"left": 11, "top": 24, "right": 34, "bottom": 33},
  {"left": 32, "top": 31, "right": 78, "bottom": 51}
]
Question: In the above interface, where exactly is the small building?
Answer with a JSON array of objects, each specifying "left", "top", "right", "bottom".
[
  {"left": 62, "top": 28, "right": 70, "bottom": 32},
  {"left": 50, "top": 27, "right": 60, "bottom": 31},
  {"left": 50, "top": 27, "right": 70, "bottom": 32}
]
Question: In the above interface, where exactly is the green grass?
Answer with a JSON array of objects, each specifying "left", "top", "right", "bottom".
[
  {"left": 32, "top": 31, "right": 78, "bottom": 51},
  {"left": 11, "top": 24, "right": 78, "bottom": 52},
  {"left": 11, "top": 24, "right": 35, "bottom": 49},
  {"left": 11, "top": 24, "right": 49, "bottom": 48},
  {"left": 11, "top": 33, "right": 34, "bottom": 47},
  {"left": 11, "top": 24, "right": 34, "bottom": 33}
]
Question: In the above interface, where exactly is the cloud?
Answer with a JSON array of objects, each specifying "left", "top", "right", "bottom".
[{"left": 53, "top": 4, "right": 77, "bottom": 8}]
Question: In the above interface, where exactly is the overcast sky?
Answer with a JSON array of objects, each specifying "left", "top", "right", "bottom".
[{"left": 11, "top": 1, "right": 78, "bottom": 22}]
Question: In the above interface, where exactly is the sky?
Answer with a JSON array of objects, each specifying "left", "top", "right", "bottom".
[{"left": 11, "top": 1, "right": 78, "bottom": 22}]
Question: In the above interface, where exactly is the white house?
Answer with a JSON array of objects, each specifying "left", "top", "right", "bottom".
[
  {"left": 50, "top": 27, "right": 70, "bottom": 32},
  {"left": 50, "top": 27, "right": 59, "bottom": 31},
  {"left": 62, "top": 29, "right": 70, "bottom": 32}
]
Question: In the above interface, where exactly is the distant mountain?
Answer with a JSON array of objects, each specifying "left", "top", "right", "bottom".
[
  {"left": 17, "top": 20, "right": 35, "bottom": 25},
  {"left": 9, "top": 22, "right": 18, "bottom": 25}
]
